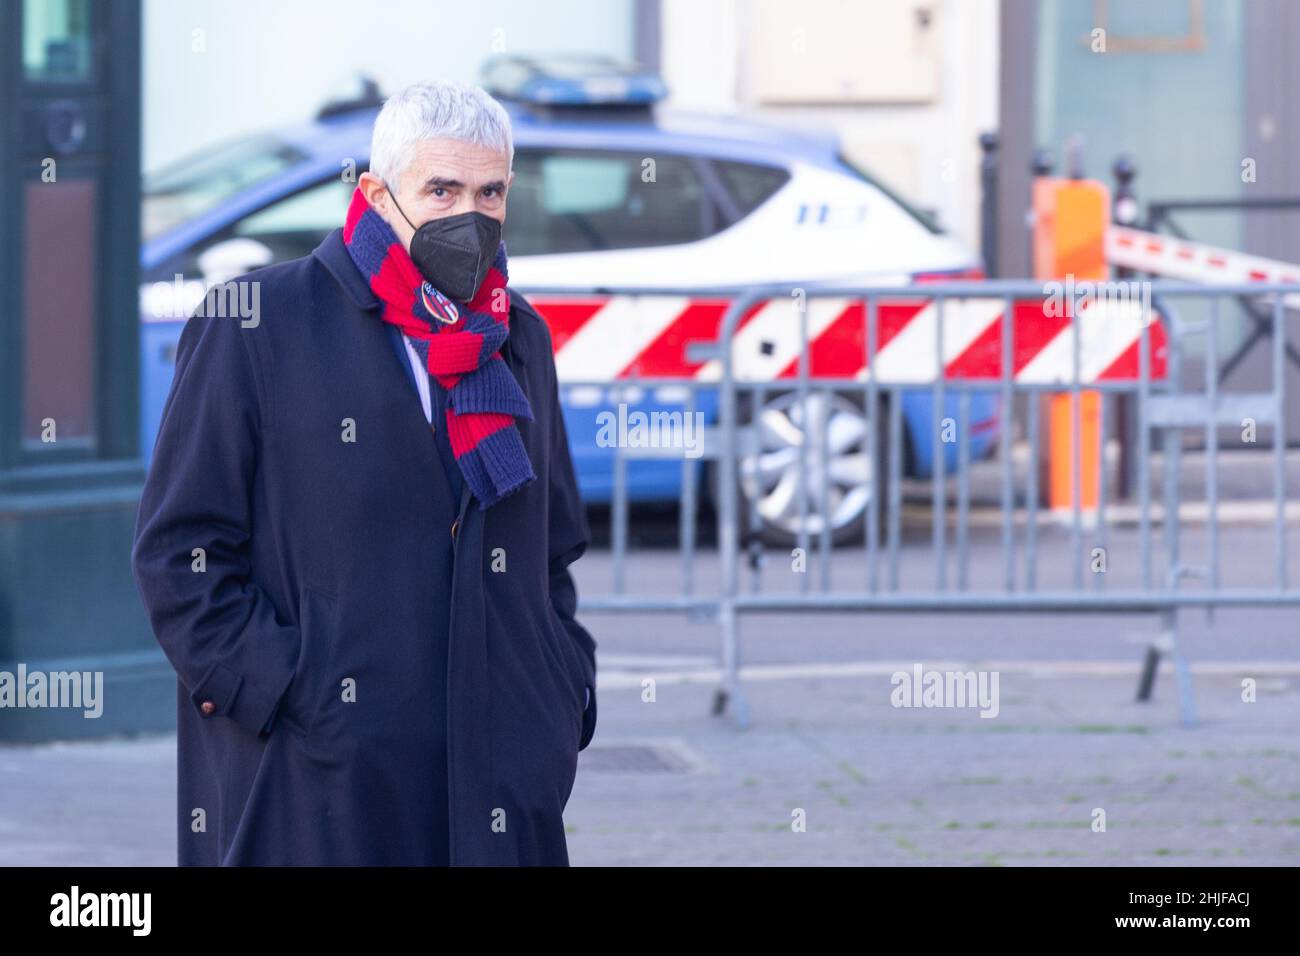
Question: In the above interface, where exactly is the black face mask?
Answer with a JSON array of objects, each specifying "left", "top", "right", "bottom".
[{"left": 387, "top": 187, "right": 502, "bottom": 301}]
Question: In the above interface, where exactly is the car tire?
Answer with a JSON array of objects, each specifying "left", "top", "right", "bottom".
[{"left": 709, "top": 388, "right": 891, "bottom": 551}]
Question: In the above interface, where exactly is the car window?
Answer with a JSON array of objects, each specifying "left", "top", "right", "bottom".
[
  {"left": 142, "top": 136, "right": 307, "bottom": 240},
  {"left": 542, "top": 155, "right": 629, "bottom": 214},
  {"left": 504, "top": 149, "right": 720, "bottom": 256},
  {"left": 233, "top": 177, "right": 356, "bottom": 262},
  {"left": 711, "top": 159, "right": 790, "bottom": 217},
  {"left": 143, "top": 177, "right": 356, "bottom": 284}
]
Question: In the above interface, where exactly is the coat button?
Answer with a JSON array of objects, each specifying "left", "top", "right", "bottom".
[
  {"left": 200, "top": 700, "right": 216, "bottom": 715},
  {"left": 450, "top": 518, "right": 461, "bottom": 540}
]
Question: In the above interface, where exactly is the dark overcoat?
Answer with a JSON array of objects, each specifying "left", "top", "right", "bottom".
[{"left": 131, "top": 228, "right": 598, "bottom": 866}]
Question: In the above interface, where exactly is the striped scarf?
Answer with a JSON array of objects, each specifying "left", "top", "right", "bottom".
[{"left": 342, "top": 187, "right": 536, "bottom": 509}]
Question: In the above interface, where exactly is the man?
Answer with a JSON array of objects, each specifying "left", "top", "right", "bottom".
[{"left": 131, "top": 81, "right": 597, "bottom": 866}]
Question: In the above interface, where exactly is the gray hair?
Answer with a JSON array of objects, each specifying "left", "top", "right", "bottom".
[{"left": 368, "top": 80, "right": 514, "bottom": 186}]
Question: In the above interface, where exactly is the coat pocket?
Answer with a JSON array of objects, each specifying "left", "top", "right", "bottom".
[
  {"left": 542, "top": 597, "right": 588, "bottom": 721},
  {"left": 279, "top": 586, "right": 339, "bottom": 740}
]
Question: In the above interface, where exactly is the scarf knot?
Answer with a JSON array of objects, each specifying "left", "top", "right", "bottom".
[{"left": 342, "top": 187, "right": 536, "bottom": 509}]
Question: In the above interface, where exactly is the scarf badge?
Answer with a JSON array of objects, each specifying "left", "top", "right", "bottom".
[{"left": 420, "top": 282, "right": 460, "bottom": 325}]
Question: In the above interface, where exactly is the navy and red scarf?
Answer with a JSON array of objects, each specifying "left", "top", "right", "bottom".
[{"left": 342, "top": 187, "right": 535, "bottom": 509}]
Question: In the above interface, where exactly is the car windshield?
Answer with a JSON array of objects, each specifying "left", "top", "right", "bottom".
[{"left": 142, "top": 136, "right": 307, "bottom": 240}]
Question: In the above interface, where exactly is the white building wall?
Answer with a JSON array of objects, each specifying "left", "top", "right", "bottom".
[{"left": 661, "top": 0, "right": 1000, "bottom": 253}]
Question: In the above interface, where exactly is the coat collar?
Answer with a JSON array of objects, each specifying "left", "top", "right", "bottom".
[
  {"left": 313, "top": 227, "right": 528, "bottom": 365},
  {"left": 314, "top": 228, "right": 380, "bottom": 312}
]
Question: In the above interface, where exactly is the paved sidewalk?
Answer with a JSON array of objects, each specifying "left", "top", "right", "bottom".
[
  {"left": 564, "top": 660, "right": 1300, "bottom": 866},
  {"left": 2, "top": 658, "right": 1297, "bottom": 866},
  {"left": 0, "top": 734, "right": 175, "bottom": 866}
]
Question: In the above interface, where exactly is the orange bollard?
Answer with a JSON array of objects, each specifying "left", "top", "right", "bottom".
[
  {"left": 1032, "top": 176, "right": 1110, "bottom": 513},
  {"left": 1048, "top": 390, "right": 1101, "bottom": 515}
]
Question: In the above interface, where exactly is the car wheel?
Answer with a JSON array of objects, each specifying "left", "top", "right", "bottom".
[{"left": 713, "top": 389, "right": 889, "bottom": 550}]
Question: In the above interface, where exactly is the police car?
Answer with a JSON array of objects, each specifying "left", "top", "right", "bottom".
[{"left": 140, "top": 60, "right": 999, "bottom": 547}]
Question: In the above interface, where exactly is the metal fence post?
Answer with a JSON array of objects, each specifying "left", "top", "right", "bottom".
[
  {"left": 1029, "top": 149, "right": 1055, "bottom": 276},
  {"left": 1113, "top": 155, "right": 1139, "bottom": 501},
  {"left": 715, "top": 294, "right": 753, "bottom": 729},
  {"left": 979, "top": 131, "right": 1000, "bottom": 278}
]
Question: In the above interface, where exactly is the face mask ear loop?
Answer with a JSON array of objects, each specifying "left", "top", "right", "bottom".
[{"left": 384, "top": 181, "right": 420, "bottom": 233}]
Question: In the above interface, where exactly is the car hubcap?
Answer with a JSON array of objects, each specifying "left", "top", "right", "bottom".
[{"left": 738, "top": 391, "right": 874, "bottom": 537}]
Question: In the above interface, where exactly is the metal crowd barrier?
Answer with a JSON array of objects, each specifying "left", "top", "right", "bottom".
[{"left": 525, "top": 280, "right": 1300, "bottom": 730}]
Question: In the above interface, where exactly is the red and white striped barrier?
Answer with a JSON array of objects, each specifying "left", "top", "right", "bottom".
[
  {"left": 531, "top": 293, "right": 1169, "bottom": 385},
  {"left": 1107, "top": 224, "right": 1300, "bottom": 288}
]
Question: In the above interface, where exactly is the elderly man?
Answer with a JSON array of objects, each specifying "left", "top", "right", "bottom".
[{"left": 131, "top": 81, "right": 597, "bottom": 866}]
